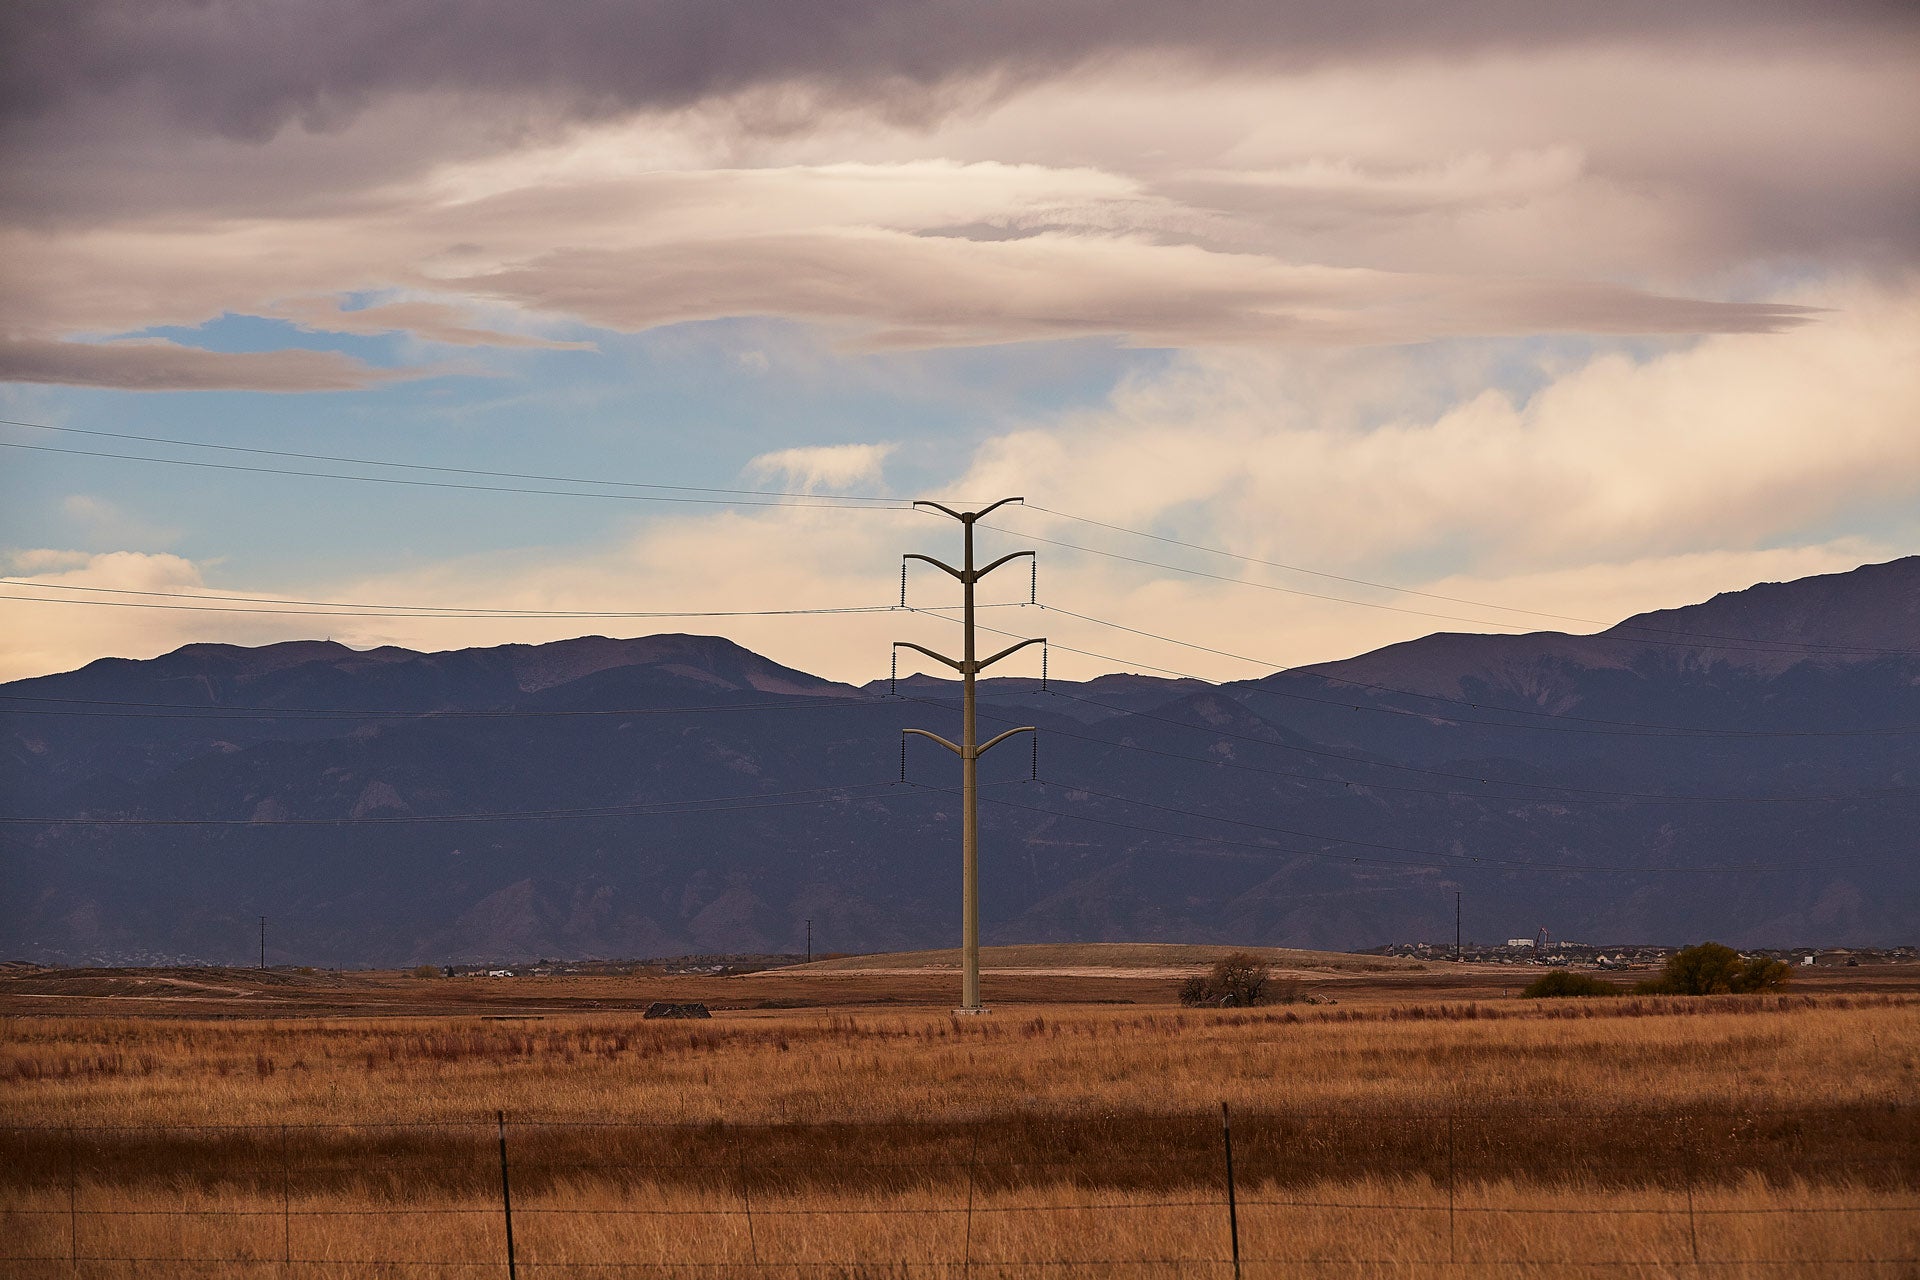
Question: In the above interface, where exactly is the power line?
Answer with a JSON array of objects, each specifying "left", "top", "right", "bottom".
[
  {"left": 0, "top": 782, "right": 890, "bottom": 826},
  {"left": 0, "top": 418, "right": 910, "bottom": 504},
  {"left": 897, "top": 692, "right": 1918, "bottom": 806},
  {"left": 9, "top": 684, "right": 1902, "bottom": 804},
  {"left": 1021, "top": 504, "right": 1918, "bottom": 656},
  {"left": 918, "top": 782, "right": 1849, "bottom": 876},
  {"left": 1034, "top": 604, "right": 1920, "bottom": 737},
  {"left": 0, "top": 693, "right": 880, "bottom": 720},
  {"left": 8, "top": 416, "right": 1905, "bottom": 655},
  {"left": 0, "top": 590, "right": 911, "bottom": 620},
  {"left": 0, "top": 586, "right": 917, "bottom": 621},
  {"left": 0, "top": 579, "right": 1030, "bottom": 620},
  {"left": 987, "top": 520, "right": 1917, "bottom": 659},
  {"left": 0, "top": 578, "right": 905, "bottom": 617},
  {"left": 1020, "top": 776, "right": 1838, "bottom": 873},
  {"left": 916, "top": 607, "right": 1920, "bottom": 738},
  {"left": 0, "top": 439, "right": 912, "bottom": 510},
  {"left": 1044, "top": 683, "right": 1919, "bottom": 792}
]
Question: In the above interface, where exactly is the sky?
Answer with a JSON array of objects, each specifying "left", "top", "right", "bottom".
[{"left": 2, "top": 1, "right": 1917, "bottom": 686}]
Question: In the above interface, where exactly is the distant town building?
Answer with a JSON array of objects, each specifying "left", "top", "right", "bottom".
[{"left": 1506, "top": 938, "right": 1535, "bottom": 948}]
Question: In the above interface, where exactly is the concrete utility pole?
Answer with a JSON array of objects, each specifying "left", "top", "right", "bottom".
[
  {"left": 258, "top": 916, "right": 266, "bottom": 970},
  {"left": 1455, "top": 892, "right": 1462, "bottom": 962},
  {"left": 805, "top": 918, "right": 812, "bottom": 964},
  {"left": 897, "top": 497, "right": 1041, "bottom": 1013}
]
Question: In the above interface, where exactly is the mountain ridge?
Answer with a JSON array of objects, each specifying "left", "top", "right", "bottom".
[{"left": 4, "top": 557, "right": 1916, "bottom": 964}]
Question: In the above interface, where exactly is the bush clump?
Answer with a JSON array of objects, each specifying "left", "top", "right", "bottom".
[
  {"left": 1520, "top": 969, "right": 1621, "bottom": 998},
  {"left": 1178, "top": 952, "right": 1285, "bottom": 1006},
  {"left": 408, "top": 964, "right": 439, "bottom": 979},
  {"left": 1635, "top": 942, "right": 1791, "bottom": 995}
]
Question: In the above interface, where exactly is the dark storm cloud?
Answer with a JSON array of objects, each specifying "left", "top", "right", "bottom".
[{"left": 4, "top": 0, "right": 1913, "bottom": 140}]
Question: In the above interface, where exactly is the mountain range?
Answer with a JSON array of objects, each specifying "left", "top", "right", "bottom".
[{"left": 4, "top": 558, "right": 1917, "bottom": 965}]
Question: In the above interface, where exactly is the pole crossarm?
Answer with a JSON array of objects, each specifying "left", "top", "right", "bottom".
[
  {"left": 893, "top": 640, "right": 964, "bottom": 673},
  {"left": 977, "top": 726, "right": 1037, "bottom": 757},
  {"left": 975, "top": 549, "right": 1035, "bottom": 580},
  {"left": 904, "top": 548, "right": 1032, "bottom": 586},
  {"left": 914, "top": 496, "right": 1024, "bottom": 522},
  {"left": 978, "top": 636, "right": 1045, "bottom": 672},
  {"left": 903, "top": 552, "right": 963, "bottom": 580},
  {"left": 903, "top": 727, "right": 963, "bottom": 757}
]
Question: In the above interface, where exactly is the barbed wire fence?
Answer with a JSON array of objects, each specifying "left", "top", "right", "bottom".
[{"left": 3, "top": 1105, "right": 1916, "bottom": 1276}]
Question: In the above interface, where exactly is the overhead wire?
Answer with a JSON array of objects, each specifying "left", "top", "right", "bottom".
[
  {"left": 0, "top": 781, "right": 893, "bottom": 826},
  {"left": 905, "top": 606, "right": 1920, "bottom": 738},
  {"left": 3, "top": 419, "right": 912, "bottom": 502},
  {"left": 893, "top": 692, "right": 1917, "bottom": 806},
  {"left": 0, "top": 692, "right": 882, "bottom": 721},
  {"left": 0, "top": 590, "right": 908, "bottom": 620},
  {"left": 1030, "top": 603, "right": 1920, "bottom": 737},
  {"left": 0, "top": 578, "right": 895, "bottom": 617},
  {"left": 11, "top": 413, "right": 1909, "bottom": 653},
  {"left": 0, "top": 439, "right": 911, "bottom": 510},
  {"left": 905, "top": 781, "right": 1846, "bottom": 876},
  {"left": 0, "top": 418, "right": 912, "bottom": 504},
  {"left": 1017, "top": 503, "right": 1918, "bottom": 656}
]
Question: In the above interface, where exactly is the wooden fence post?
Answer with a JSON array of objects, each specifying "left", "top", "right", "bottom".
[
  {"left": 737, "top": 1126, "right": 758, "bottom": 1266},
  {"left": 962, "top": 1124, "right": 980, "bottom": 1277},
  {"left": 67, "top": 1124, "right": 78, "bottom": 1269},
  {"left": 496, "top": 1112, "right": 517, "bottom": 1280},
  {"left": 1221, "top": 1103, "right": 1242, "bottom": 1280},
  {"left": 281, "top": 1124, "right": 292, "bottom": 1267}
]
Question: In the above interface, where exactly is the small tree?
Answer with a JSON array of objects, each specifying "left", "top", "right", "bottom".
[
  {"left": 1637, "top": 942, "right": 1791, "bottom": 995},
  {"left": 1210, "top": 952, "right": 1272, "bottom": 1007},
  {"left": 1521, "top": 970, "right": 1621, "bottom": 998},
  {"left": 408, "top": 964, "right": 439, "bottom": 980}
]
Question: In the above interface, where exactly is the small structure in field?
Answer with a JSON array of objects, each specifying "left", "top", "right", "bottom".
[{"left": 643, "top": 1001, "right": 712, "bottom": 1019}]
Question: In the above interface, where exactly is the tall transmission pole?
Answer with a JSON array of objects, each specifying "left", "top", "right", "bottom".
[
  {"left": 259, "top": 916, "right": 267, "bottom": 971},
  {"left": 896, "top": 497, "right": 1041, "bottom": 1013}
]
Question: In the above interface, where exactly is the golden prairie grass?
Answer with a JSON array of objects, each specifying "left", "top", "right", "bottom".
[
  {"left": 3, "top": 996, "right": 1916, "bottom": 1276},
  {"left": 3, "top": 1170, "right": 1917, "bottom": 1278},
  {"left": 3, "top": 995, "right": 1916, "bottom": 1128}
]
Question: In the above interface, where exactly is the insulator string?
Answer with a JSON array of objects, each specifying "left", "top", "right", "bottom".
[{"left": 899, "top": 561, "right": 908, "bottom": 607}]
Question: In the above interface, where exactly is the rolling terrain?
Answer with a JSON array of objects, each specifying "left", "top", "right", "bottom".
[{"left": 3, "top": 557, "right": 1917, "bottom": 964}]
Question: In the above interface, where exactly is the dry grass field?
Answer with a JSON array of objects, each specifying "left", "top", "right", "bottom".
[{"left": 3, "top": 950, "right": 1917, "bottom": 1276}]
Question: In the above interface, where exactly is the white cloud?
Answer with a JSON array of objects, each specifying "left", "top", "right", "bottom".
[
  {"left": 7, "top": 276, "right": 1911, "bottom": 685},
  {"left": 0, "top": 552, "right": 323, "bottom": 682},
  {"left": 963, "top": 275, "right": 1920, "bottom": 573},
  {"left": 11, "top": 38, "right": 1909, "bottom": 385},
  {"left": 747, "top": 443, "right": 898, "bottom": 491}
]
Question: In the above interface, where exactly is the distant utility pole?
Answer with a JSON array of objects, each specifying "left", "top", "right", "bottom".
[
  {"left": 805, "top": 919, "right": 812, "bottom": 964},
  {"left": 897, "top": 497, "right": 1041, "bottom": 1014},
  {"left": 1455, "top": 893, "right": 1462, "bottom": 962},
  {"left": 258, "top": 916, "right": 267, "bottom": 970}
]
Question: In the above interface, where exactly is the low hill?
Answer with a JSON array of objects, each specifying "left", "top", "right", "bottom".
[{"left": 785, "top": 943, "right": 1428, "bottom": 974}]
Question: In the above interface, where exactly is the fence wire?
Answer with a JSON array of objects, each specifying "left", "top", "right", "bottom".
[{"left": 2, "top": 1107, "right": 1915, "bottom": 1276}]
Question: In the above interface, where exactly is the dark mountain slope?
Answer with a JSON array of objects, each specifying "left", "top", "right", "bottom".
[{"left": 3, "top": 561, "right": 1916, "bottom": 964}]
